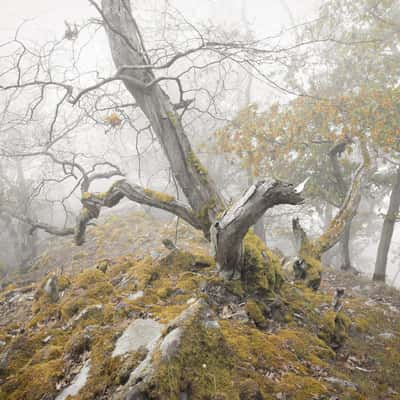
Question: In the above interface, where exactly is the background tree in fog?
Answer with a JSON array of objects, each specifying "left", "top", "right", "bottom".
[{"left": 216, "top": 0, "right": 399, "bottom": 280}]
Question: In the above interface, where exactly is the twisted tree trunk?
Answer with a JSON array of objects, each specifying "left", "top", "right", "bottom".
[{"left": 101, "top": 0, "right": 225, "bottom": 234}]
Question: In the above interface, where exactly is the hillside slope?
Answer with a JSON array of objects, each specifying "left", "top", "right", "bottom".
[{"left": 0, "top": 211, "right": 399, "bottom": 400}]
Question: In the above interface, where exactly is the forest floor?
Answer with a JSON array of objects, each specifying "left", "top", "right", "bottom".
[{"left": 0, "top": 209, "right": 399, "bottom": 400}]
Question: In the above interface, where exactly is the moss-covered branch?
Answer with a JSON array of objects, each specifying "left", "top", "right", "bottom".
[
  {"left": 74, "top": 180, "right": 203, "bottom": 245},
  {"left": 291, "top": 138, "right": 371, "bottom": 289}
]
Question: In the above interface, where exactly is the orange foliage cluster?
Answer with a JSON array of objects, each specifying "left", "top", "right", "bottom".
[
  {"left": 104, "top": 113, "right": 122, "bottom": 127},
  {"left": 216, "top": 87, "right": 399, "bottom": 180}
]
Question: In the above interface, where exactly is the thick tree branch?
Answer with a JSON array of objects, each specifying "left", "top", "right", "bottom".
[
  {"left": 75, "top": 179, "right": 202, "bottom": 245},
  {"left": 211, "top": 179, "right": 304, "bottom": 279}
]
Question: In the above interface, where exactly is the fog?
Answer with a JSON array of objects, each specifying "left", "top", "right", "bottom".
[{"left": 0, "top": 0, "right": 399, "bottom": 289}]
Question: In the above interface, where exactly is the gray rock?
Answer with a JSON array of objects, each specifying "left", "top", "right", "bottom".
[
  {"left": 55, "top": 359, "right": 91, "bottom": 400},
  {"left": 378, "top": 332, "right": 395, "bottom": 340},
  {"left": 125, "top": 387, "right": 149, "bottom": 400},
  {"left": 0, "top": 349, "right": 10, "bottom": 373},
  {"left": 112, "top": 319, "right": 163, "bottom": 358},
  {"left": 68, "top": 304, "right": 103, "bottom": 328},
  {"left": 127, "top": 353, "right": 154, "bottom": 386},
  {"left": 127, "top": 291, "right": 144, "bottom": 301},
  {"left": 203, "top": 320, "right": 220, "bottom": 329},
  {"left": 168, "top": 299, "right": 206, "bottom": 329},
  {"left": 44, "top": 275, "right": 59, "bottom": 303},
  {"left": 325, "top": 376, "right": 357, "bottom": 390},
  {"left": 160, "top": 327, "right": 183, "bottom": 361},
  {"left": 42, "top": 335, "right": 53, "bottom": 344}
]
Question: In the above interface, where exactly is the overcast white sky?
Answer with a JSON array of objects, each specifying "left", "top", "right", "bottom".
[{"left": 0, "top": 0, "right": 320, "bottom": 42}]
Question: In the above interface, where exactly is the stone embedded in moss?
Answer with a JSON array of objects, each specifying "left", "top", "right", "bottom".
[
  {"left": 112, "top": 319, "right": 163, "bottom": 358},
  {"left": 55, "top": 359, "right": 91, "bottom": 400},
  {"left": 43, "top": 275, "right": 59, "bottom": 303},
  {"left": 149, "top": 321, "right": 236, "bottom": 399}
]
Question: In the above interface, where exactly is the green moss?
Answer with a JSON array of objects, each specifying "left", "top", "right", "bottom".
[
  {"left": 144, "top": 188, "right": 175, "bottom": 203},
  {"left": 70, "top": 329, "right": 145, "bottom": 400},
  {"left": 188, "top": 151, "right": 209, "bottom": 182},
  {"left": 150, "top": 321, "right": 237, "bottom": 399},
  {"left": 81, "top": 192, "right": 91, "bottom": 200},
  {"left": 167, "top": 111, "right": 179, "bottom": 128},
  {"left": 245, "top": 300, "right": 268, "bottom": 328},
  {"left": 241, "top": 231, "right": 283, "bottom": 298},
  {"left": 225, "top": 280, "right": 245, "bottom": 297},
  {"left": 81, "top": 207, "right": 91, "bottom": 218},
  {"left": 60, "top": 296, "right": 91, "bottom": 319},
  {"left": 0, "top": 334, "right": 41, "bottom": 376},
  {"left": 57, "top": 275, "right": 71, "bottom": 291},
  {"left": 239, "top": 379, "right": 265, "bottom": 400},
  {"left": 319, "top": 310, "right": 351, "bottom": 348},
  {"left": 150, "top": 303, "right": 189, "bottom": 324},
  {"left": 197, "top": 199, "right": 217, "bottom": 224},
  {"left": 275, "top": 372, "right": 328, "bottom": 399},
  {"left": 176, "top": 272, "right": 201, "bottom": 292},
  {"left": 74, "top": 269, "right": 108, "bottom": 289},
  {"left": 300, "top": 255, "right": 323, "bottom": 290},
  {"left": 2, "top": 359, "right": 64, "bottom": 400}
]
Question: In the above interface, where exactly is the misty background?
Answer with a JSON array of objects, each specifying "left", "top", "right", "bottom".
[{"left": 0, "top": 0, "right": 398, "bottom": 287}]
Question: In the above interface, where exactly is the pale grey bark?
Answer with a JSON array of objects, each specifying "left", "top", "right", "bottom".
[
  {"left": 211, "top": 180, "right": 303, "bottom": 279},
  {"left": 101, "top": 0, "right": 225, "bottom": 235},
  {"left": 74, "top": 179, "right": 204, "bottom": 245},
  {"left": 329, "top": 139, "right": 354, "bottom": 271},
  {"left": 373, "top": 167, "right": 400, "bottom": 282},
  {"left": 241, "top": 0, "right": 265, "bottom": 244}
]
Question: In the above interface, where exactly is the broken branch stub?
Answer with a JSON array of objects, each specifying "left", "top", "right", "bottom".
[{"left": 211, "top": 179, "right": 304, "bottom": 281}]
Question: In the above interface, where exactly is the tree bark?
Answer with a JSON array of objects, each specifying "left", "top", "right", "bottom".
[
  {"left": 340, "top": 222, "right": 352, "bottom": 271},
  {"left": 211, "top": 180, "right": 303, "bottom": 280},
  {"left": 291, "top": 138, "right": 370, "bottom": 289},
  {"left": 101, "top": 0, "right": 225, "bottom": 235},
  {"left": 373, "top": 167, "right": 400, "bottom": 282},
  {"left": 329, "top": 138, "right": 354, "bottom": 271}
]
